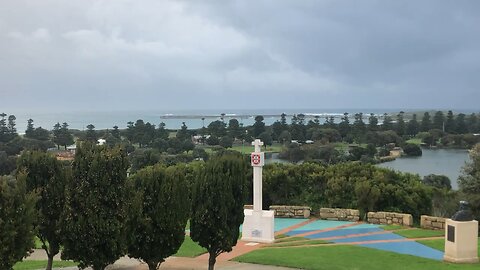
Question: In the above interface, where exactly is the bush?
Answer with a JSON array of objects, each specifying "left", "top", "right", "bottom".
[{"left": 403, "top": 143, "right": 422, "bottom": 156}]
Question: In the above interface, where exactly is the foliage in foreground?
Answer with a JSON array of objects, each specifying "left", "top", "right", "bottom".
[
  {"left": 190, "top": 153, "right": 248, "bottom": 270},
  {"left": 17, "top": 151, "right": 70, "bottom": 270},
  {"left": 459, "top": 143, "right": 480, "bottom": 220},
  {"left": 127, "top": 164, "right": 190, "bottom": 270},
  {"left": 61, "top": 143, "right": 129, "bottom": 270},
  {"left": 0, "top": 174, "right": 37, "bottom": 270}
]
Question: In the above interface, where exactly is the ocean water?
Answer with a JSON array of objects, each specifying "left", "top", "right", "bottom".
[{"left": 8, "top": 108, "right": 417, "bottom": 131}]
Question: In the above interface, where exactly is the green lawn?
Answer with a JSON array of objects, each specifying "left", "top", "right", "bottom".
[
  {"left": 270, "top": 239, "right": 328, "bottom": 247},
  {"left": 34, "top": 237, "right": 43, "bottom": 249},
  {"left": 174, "top": 236, "right": 207, "bottom": 257},
  {"left": 235, "top": 245, "right": 480, "bottom": 270},
  {"left": 418, "top": 238, "right": 480, "bottom": 256},
  {"left": 379, "top": 225, "right": 408, "bottom": 231},
  {"left": 406, "top": 138, "right": 423, "bottom": 145},
  {"left": 394, "top": 228, "right": 444, "bottom": 238},
  {"left": 13, "top": 260, "right": 76, "bottom": 270},
  {"left": 229, "top": 144, "right": 284, "bottom": 154},
  {"left": 275, "top": 236, "right": 308, "bottom": 243}
]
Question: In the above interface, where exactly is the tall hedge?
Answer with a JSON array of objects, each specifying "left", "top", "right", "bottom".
[{"left": 61, "top": 143, "right": 129, "bottom": 270}]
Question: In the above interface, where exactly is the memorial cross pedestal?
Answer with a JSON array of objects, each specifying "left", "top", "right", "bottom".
[
  {"left": 444, "top": 219, "right": 479, "bottom": 263},
  {"left": 241, "top": 139, "right": 275, "bottom": 243}
]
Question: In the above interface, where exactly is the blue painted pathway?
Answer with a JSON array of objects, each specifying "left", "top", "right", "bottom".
[{"left": 285, "top": 220, "right": 444, "bottom": 261}]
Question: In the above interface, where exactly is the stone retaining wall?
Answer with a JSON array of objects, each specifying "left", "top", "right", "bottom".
[
  {"left": 367, "top": 211, "right": 413, "bottom": 226},
  {"left": 319, "top": 208, "right": 360, "bottom": 222},
  {"left": 420, "top": 215, "right": 445, "bottom": 230},
  {"left": 269, "top": 205, "right": 311, "bottom": 218}
]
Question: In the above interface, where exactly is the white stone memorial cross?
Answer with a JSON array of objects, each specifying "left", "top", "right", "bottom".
[
  {"left": 241, "top": 139, "right": 275, "bottom": 243},
  {"left": 251, "top": 139, "right": 264, "bottom": 212}
]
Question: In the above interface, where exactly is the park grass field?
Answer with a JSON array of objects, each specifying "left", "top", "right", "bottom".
[
  {"left": 418, "top": 238, "right": 480, "bottom": 256},
  {"left": 174, "top": 236, "right": 207, "bottom": 257},
  {"left": 406, "top": 138, "right": 423, "bottom": 145},
  {"left": 379, "top": 225, "right": 409, "bottom": 231},
  {"left": 13, "top": 260, "right": 76, "bottom": 270},
  {"left": 234, "top": 244, "right": 480, "bottom": 270},
  {"left": 393, "top": 228, "right": 445, "bottom": 238}
]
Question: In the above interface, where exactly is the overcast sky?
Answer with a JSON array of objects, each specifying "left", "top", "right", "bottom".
[{"left": 1, "top": 0, "right": 479, "bottom": 113}]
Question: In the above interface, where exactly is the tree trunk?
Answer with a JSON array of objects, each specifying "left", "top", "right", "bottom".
[
  {"left": 208, "top": 251, "right": 217, "bottom": 270},
  {"left": 148, "top": 261, "right": 160, "bottom": 270},
  {"left": 46, "top": 254, "right": 54, "bottom": 270}
]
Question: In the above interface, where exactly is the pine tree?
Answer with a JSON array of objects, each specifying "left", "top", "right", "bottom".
[
  {"left": 445, "top": 110, "right": 455, "bottom": 133},
  {"left": 432, "top": 111, "right": 445, "bottom": 130},
  {"left": 406, "top": 114, "right": 420, "bottom": 136},
  {"left": 25, "top": 119, "right": 35, "bottom": 138},
  {"left": 420, "top": 112, "right": 432, "bottom": 132}
]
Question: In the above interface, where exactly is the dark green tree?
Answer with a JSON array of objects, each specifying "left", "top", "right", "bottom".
[
  {"left": 403, "top": 143, "right": 422, "bottom": 156},
  {"left": 455, "top": 113, "right": 468, "bottom": 134},
  {"left": 126, "top": 164, "right": 190, "bottom": 270},
  {"left": 53, "top": 123, "right": 74, "bottom": 149},
  {"left": 61, "top": 143, "right": 129, "bottom": 270},
  {"left": 176, "top": 122, "right": 190, "bottom": 141},
  {"left": 458, "top": 143, "right": 480, "bottom": 220},
  {"left": 423, "top": 174, "right": 451, "bottom": 190},
  {"left": 445, "top": 110, "right": 455, "bottom": 133},
  {"left": 207, "top": 120, "right": 227, "bottom": 138},
  {"left": 252, "top": 115, "right": 266, "bottom": 137},
  {"left": 219, "top": 135, "right": 233, "bottom": 148},
  {"left": 17, "top": 151, "right": 69, "bottom": 270},
  {"left": 338, "top": 112, "right": 350, "bottom": 138},
  {"left": 156, "top": 122, "right": 169, "bottom": 140},
  {"left": 406, "top": 114, "right": 420, "bottom": 136},
  {"left": 381, "top": 113, "right": 393, "bottom": 131},
  {"left": 111, "top": 126, "right": 121, "bottom": 139},
  {"left": 433, "top": 111, "right": 445, "bottom": 131},
  {"left": 368, "top": 113, "right": 379, "bottom": 131},
  {"left": 85, "top": 124, "right": 97, "bottom": 142},
  {"left": 395, "top": 112, "right": 406, "bottom": 136},
  {"left": 25, "top": 119, "right": 35, "bottom": 138},
  {"left": 259, "top": 131, "right": 273, "bottom": 149},
  {"left": 190, "top": 154, "right": 247, "bottom": 270},
  {"left": 227, "top": 119, "right": 242, "bottom": 139},
  {"left": 420, "top": 112, "right": 432, "bottom": 132},
  {"left": 353, "top": 113, "right": 366, "bottom": 141},
  {"left": 0, "top": 151, "right": 16, "bottom": 175},
  {"left": 0, "top": 174, "right": 37, "bottom": 270},
  {"left": 466, "top": 113, "right": 479, "bottom": 133}
]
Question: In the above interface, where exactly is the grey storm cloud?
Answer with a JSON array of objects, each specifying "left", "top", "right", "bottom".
[{"left": 1, "top": 0, "right": 479, "bottom": 112}]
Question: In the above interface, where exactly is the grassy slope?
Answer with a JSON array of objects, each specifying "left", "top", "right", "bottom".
[{"left": 235, "top": 245, "right": 480, "bottom": 270}]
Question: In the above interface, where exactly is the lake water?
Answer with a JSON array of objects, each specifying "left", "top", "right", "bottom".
[{"left": 377, "top": 148, "right": 470, "bottom": 190}]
